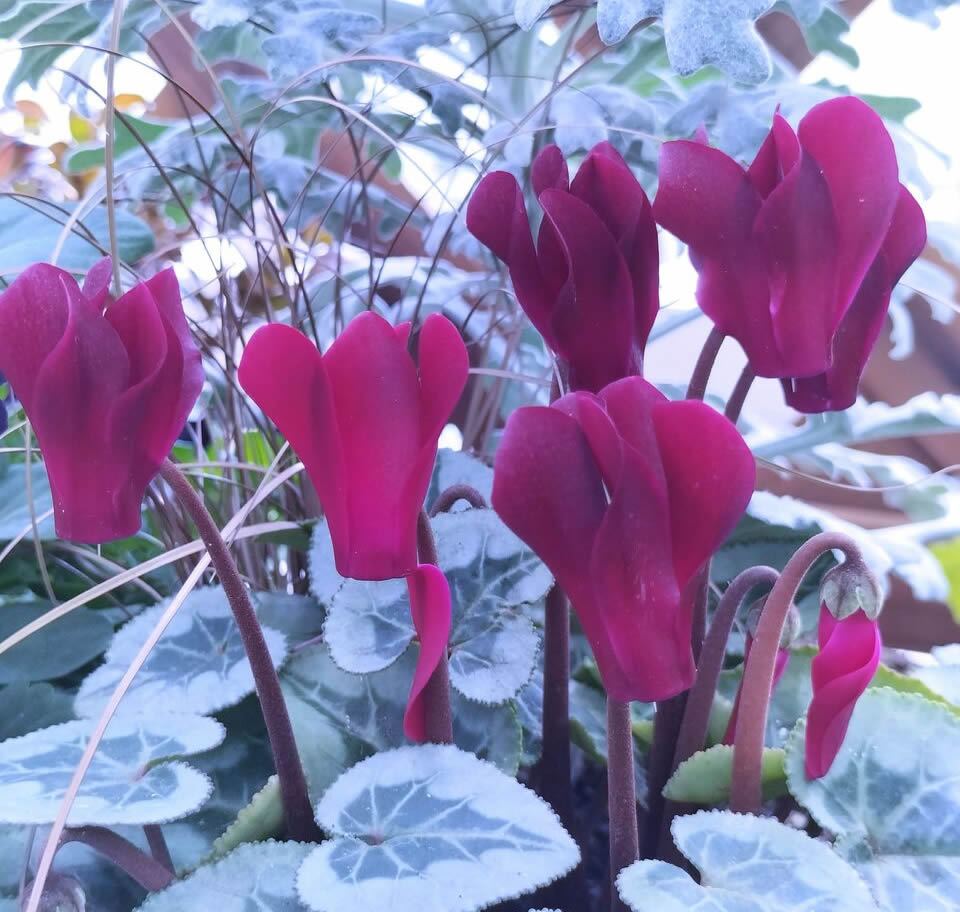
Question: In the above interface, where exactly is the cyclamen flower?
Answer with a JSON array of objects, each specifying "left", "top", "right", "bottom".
[
  {"left": 238, "top": 312, "right": 468, "bottom": 581},
  {"left": 654, "top": 97, "right": 926, "bottom": 412},
  {"left": 467, "top": 142, "right": 659, "bottom": 392},
  {"left": 805, "top": 602, "right": 881, "bottom": 778},
  {"left": 0, "top": 259, "right": 203, "bottom": 543},
  {"left": 492, "top": 376, "right": 755, "bottom": 702}
]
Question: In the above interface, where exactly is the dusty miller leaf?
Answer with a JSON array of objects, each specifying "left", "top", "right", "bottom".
[{"left": 297, "top": 744, "right": 579, "bottom": 912}]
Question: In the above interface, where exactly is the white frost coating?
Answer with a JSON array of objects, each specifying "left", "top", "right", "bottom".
[{"left": 297, "top": 744, "right": 579, "bottom": 912}]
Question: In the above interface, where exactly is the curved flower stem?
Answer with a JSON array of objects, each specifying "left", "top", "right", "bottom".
[
  {"left": 60, "top": 827, "right": 173, "bottom": 892},
  {"left": 143, "top": 825, "right": 173, "bottom": 872},
  {"left": 429, "top": 484, "right": 488, "bottom": 516},
  {"left": 158, "top": 461, "right": 317, "bottom": 842},
  {"left": 673, "top": 566, "right": 780, "bottom": 771},
  {"left": 416, "top": 510, "right": 453, "bottom": 744},
  {"left": 685, "top": 327, "right": 725, "bottom": 401},
  {"left": 608, "top": 698, "right": 639, "bottom": 912},
  {"left": 730, "top": 532, "right": 864, "bottom": 813},
  {"left": 725, "top": 365, "right": 755, "bottom": 423}
]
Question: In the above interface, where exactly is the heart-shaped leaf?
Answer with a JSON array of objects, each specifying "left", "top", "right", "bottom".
[
  {"left": 135, "top": 841, "right": 311, "bottom": 912},
  {"left": 75, "top": 587, "right": 288, "bottom": 718},
  {"left": 785, "top": 688, "right": 960, "bottom": 912},
  {"left": 296, "top": 744, "right": 579, "bottom": 912},
  {"left": 0, "top": 714, "right": 223, "bottom": 825},
  {"left": 617, "top": 810, "right": 877, "bottom": 911}
]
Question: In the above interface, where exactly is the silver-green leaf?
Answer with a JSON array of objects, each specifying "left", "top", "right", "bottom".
[
  {"left": 75, "top": 587, "right": 288, "bottom": 718},
  {"left": 0, "top": 714, "right": 223, "bottom": 825},
  {"left": 297, "top": 744, "right": 579, "bottom": 912},
  {"left": 618, "top": 810, "right": 877, "bottom": 911},
  {"left": 135, "top": 841, "right": 312, "bottom": 911},
  {"left": 785, "top": 688, "right": 960, "bottom": 912}
]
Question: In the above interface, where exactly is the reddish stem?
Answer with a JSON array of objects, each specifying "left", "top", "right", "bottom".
[
  {"left": 60, "top": 827, "right": 173, "bottom": 892},
  {"left": 685, "top": 327, "right": 725, "bottom": 401},
  {"left": 608, "top": 698, "right": 639, "bottom": 912},
  {"left": 159, "top": 461, "right": 317, "bottom": 842},
  {"left": 429, "top": 484, "right": 488, "bottom": 516}
]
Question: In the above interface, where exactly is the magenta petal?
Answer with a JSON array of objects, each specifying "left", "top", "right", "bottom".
[
  {"left": 492, "top": 405, "right": 607, "bottom": 613},
  {"left": 570, "top": 144, "right": 660, "bottom": 348},
  {"left": 538, "top": 189, "right": 638, "bottom": 391},
  {"left": 0, "top": 264, "right": 77, "bottom": 414},
  {"left": 654, "top": 141, "right": 778, "bottom": 373},
  {"left": 239, "top": 322, "right": 351, "bottom": 564},
  {"left": 416, "top": 313, "right": 469, "bottom": 442},
  {"left": 531, "top": 144, "right": 569, "bottom": 195},
  {"left": 753, "top": 149, "right": 839, "bottom": 377},
  {"left": 797, "top": 97, "right": 899, "bottom": 313},
  {"left": 466, "top": 171, "right": 555, "bottom": 345},
  {"left": 882, "top": 184, "right": 928, "bottom": 282},
  {"left": 82, "top": 257, "right": 114, "bottom": 309},
  {"left": 29, "top": 274, "right": 135, "bottom": 541},
  {"left": 651, "top": 399, "right": 756, "bottom": 585},
  {"left": 782, "top": 256, "right": 891, "bottom": 414},
  {"left": 745, "top": 120, "right": 781, "bottom": 198},
  {"left": 805, "top": 604, "right": 881, "bottom": 779},
  {"left": 323, "top": 313, "right": 423, "bottom": 579},
  {"left": 588, "top": 441, "right": 692, "bottom": 702},
  {"left": 403, "top": 564, "right": 453, "bottom": 742},
  {"left": 141, "top": 269, "right": 204, "bottom": 429}
]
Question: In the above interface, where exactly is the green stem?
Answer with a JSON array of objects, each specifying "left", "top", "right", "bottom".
[
  {"left": 729, "top": 532, "right": 863, "bottom": 812},
  {"left": 608, "top": 698, "right": 639, "bottom": 912},
  {"left": 685, "top": 327, "right": 725, "bottom": 401},
  {"left": 416, "top": 510, "right": 453, "bottom": 744},
  {"left": 159, "top": 461, "right": 317, "bottom": 841}
]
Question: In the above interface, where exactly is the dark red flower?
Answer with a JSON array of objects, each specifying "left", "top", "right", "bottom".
[
  {"left": 238, "top": 312, "right": 468, "bottom": 581},
  {"left": 0, "top": 259, "right": 203, "bottom": 543},
  {"left": 467, "top": 142, "right": 659, "bottom": 392},
  {"left": 805, "top": 602, "right": 881, "bottom": 778},
  {"left": 492, "top": 376, "right": 755, "bottom": 702},
  {"left": 653, "top": 97, "right": 926, "bottom": 412}
]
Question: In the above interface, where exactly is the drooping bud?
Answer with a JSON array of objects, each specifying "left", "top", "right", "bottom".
[{"left": 820, "top": 556, "right": 883, "bottom": 621}]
